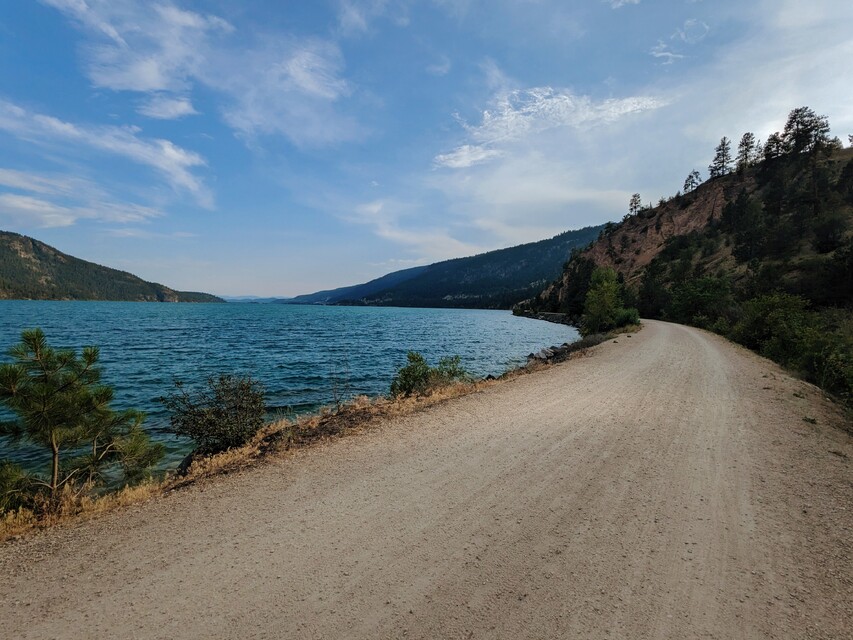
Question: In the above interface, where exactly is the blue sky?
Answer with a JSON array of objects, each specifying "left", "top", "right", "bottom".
[{"left": 1, "top": 0, "right": 851, "bottom": 296}]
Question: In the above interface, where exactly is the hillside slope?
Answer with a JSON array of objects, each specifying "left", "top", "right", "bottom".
[
  {"left": 289, "top": 225, "right": 604, "bottom": 309},
  {"left": 519, "top": 115, "right": 852, "bottom": 401},
  {"left": 525, "top": 148, "right": 852, "bottom": 317},
  {"left": 0, "top": 231, "right": 223, "bottom": 302}
]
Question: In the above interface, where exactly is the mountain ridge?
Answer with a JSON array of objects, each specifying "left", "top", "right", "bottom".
[
  {"left": 286, "top": 225, "right": 605, "bottom": 309},
  {"left": 0, "top": 231, "right": 223, "bottom": 302}
]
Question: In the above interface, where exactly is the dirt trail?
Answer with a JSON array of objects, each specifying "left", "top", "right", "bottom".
[{"left": 2, "top": 320, "right": 851, "bottom": 639}]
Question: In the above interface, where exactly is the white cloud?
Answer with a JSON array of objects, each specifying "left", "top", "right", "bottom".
[
  {"left": 425, "top": 78, "right": 668, "bottom": 245},
  {"left": 675, "top": 19, "right": 710, "bottom": 44},
  {"left": 426, "top": 55, "right": 452, "bottom": 76},
  {"left": 604, "top": 0, "right": 640, "bottom": 8},
  {"left": 208, "top": 39, "right": 361, "bottom": 146},
  {"left": 137, "top": 95, "right": 198, "bottom": 119},
  {"left": 43, "top": 0, "right": 360, "bottom": 146},
  {"left": 336, "top": 0, "right": 412, "bottom": 34},
  {"left": 46, "top": 1, "right": 233, "bottom": 93},
  {"left": 338, "top": 0, "right": 370, "bottom": 33},
  {"left": 40, "top": 0, "right": 127, "bottom": 45},
  {"left": 104, "top": 227, "right": 195, "bottom": 239},
  {"left": 672, "top": 0, "right": 853, "bottom": 147},
  {"left": 650, "top": 40, "right": 684, "bottom": 64},
  {"left": 0, "top": 168, "right": 77, "bottom": 196},
  {"left": 349, "top": 198, "right": 483, "bottom": 260},
  {"left": 464, "top": 87, "right": 665, "bottom": 145},
  {"left": 0, "top": 100, "right": 211, "bottom": 206},
  {"left": 0, "top": 193, "right": 78, "bottom": 228},
  {"left": 0, "top": 168, "right": 163, "bottom": 228},
  {"left": 434, "top": 145, "right": 503, "bottom": 169}
]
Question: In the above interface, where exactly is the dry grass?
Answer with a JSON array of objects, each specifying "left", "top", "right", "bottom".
[{"left": 0, "top": 326, "right": 637, "bottom": 542}]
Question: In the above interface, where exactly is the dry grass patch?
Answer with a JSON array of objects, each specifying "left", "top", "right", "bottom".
[{"left": 1, "top": 327, "right": 637, "bottom": 542}]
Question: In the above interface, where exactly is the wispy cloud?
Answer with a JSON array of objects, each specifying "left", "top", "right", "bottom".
[
  {"left": 434, "top": 145, "right": 503, "bottom": 169},
  {"left": 426, "top": 72, "right": 668, "bottom": 245},
  {"left": 137, "top": 95, "right": 198, "bottom": 119},
  {"left": 0, "top": 101, "right": 210, "bottom": 206},
  {"left": 0, "top": 167, "right": 163, "bottom": 228},
  {"left": 43, "top": 0, "right": 362, "bottom": 146},
  {"left": 465, "top": 87, "right": 665, "bottom": 145},
  {"left": 349, "top": 198, "right": 483, "bottom": 260},
  {"left": 104, "top": 227, "right": 195, "bottom": 239},
  {"left": 650, "top": 18, "right": 709, "bottom": 65},
  {"left": 207, "top": 38, "right": 361, "bottom": 146},
  {"left": 604, "top": 0, "right": 640, "bottom": 8},
  {"left": 43, "top": 0, "right": 232, "bottom": 94},
  {"left": 426, "top": 55, "right": 452, "bottom": 77},
  {"left": 675, "top": 19, "right": 710, "bottom": 44},
  {"left": 336, "top": 0, "right": 412, "bottom": 34},
  {"left": 435, "top": 85, "right": 665, "bottom": 169},
  {"left": 650, "top": 40, "right": 685, "bottom": 64}
]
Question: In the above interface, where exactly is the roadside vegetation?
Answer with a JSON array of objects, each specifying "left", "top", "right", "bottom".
[
  {"left": 389, "top": 352, "right": 469, "bottom": 397},
  {"left": 161, "top": 375, "right": 266, "bottom": 472},
  {"left": 1, "top": 327, "right": 609, "bottom": 539},
  {"left": 580, "top": 267, "right": 640, "bottom": 336},
  {"left": 0, "top": 329, "right": 163, "bottom": 516},
  {"left": 521, "top": 106, "right": 852, "bottom": 405}
]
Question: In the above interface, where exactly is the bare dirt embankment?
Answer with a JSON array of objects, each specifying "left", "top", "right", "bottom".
[{"left": 2, "top": 320, "right": 851, "bottom": 639}]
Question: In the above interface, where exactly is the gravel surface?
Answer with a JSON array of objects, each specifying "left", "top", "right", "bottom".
[{"left": 2, "top": 320, "right": 851, "bottom": 639}]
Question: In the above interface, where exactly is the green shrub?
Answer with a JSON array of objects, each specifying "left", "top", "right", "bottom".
[
  {"left": 797, "top": 312, "right": 853, "bottom": 401},
  {"left": 389, "top": 352, "right": 432, "bottom": 397},
  {"left": 161, "top": 375, "right": 266, "bottom": 456},
  {"left": 666, "top": 277, "right": 733, "bottom": 326},
  {"left": 390, "top": 352, "right": 469, "bottom": 397},
  {"left": 730, "top": 293, "right": 810, "bottom": 363},
  {"left": 729, "top": 296, "right": 852, "bottom": 402},
  {"left": 613, "top": 307, "right": 640, "bottom": 327}
]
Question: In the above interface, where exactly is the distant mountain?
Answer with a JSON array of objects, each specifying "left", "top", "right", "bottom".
[
  {"left": 285, "top": 265, "right": 429, "bottom": 305},
  {"left": 0, "top": 231, "right": 223, "bottom": 302},
  {"left": 222, "top": 296, "right": 285, "bottom": 303},
  {"left": 286, "top": 225, "right": 605, "bottom": 309}
]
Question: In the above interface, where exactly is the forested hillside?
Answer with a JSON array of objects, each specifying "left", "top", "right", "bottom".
[
  {"left": 0, "top": 231, "right": 223, "bottom": 302},
  {"left": 519, "top": 107, "right": 852, "bottom": 402},
  {"left": 289, "top": 225, "right": 604, "bottom": 309}
]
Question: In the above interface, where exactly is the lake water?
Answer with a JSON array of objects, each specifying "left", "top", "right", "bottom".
[{"left": 0, "top": 302, "right": 578, "bottom": 472}]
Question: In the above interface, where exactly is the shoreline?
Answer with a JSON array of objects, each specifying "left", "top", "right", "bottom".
[{"left": 0, "top": 324, "right": 616, "bottom": 540}]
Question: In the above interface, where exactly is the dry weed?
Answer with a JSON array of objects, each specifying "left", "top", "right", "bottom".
[{"left": 1, "top": 325, "right": 637, "bottom": 542}]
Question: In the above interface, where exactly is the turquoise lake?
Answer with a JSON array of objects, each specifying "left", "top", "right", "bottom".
[{"left": 0, "top": 302, "right": 579, "bottom": 471}]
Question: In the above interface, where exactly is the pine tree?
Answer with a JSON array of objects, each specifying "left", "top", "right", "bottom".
[
  {"left": 709, "top": 137, "right": 733, "bottom": 178},
  {"left": 782, "top": 106, "right": 830, "bottom": 154},
  {"left": 683, "top": 170, "right": 702, "bottom": 193},
  {"left": 736, "top": 132, "right": 758, "bottom": 172},
  {"left": 628, "top": 193, "right": 642, "bottom": 217},
  {"left": 763, "top": 132, "right": 785, "bottom": 161},
  {"left": 0, "top": 329, "right": 162, "bottom": 504}
]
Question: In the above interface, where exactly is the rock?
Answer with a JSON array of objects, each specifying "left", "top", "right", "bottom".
[{"left": 176, "top": 452, "right": 196, "bottom": 477}]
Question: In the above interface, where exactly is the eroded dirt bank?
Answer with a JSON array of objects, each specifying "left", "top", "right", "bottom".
[{"left": 2, "top": 320, "right": 851, "bottom": 639}]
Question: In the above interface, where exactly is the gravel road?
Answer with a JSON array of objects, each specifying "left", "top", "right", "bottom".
[{"left": 2, "top": 320, "right": 851, "bottom": 639}]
